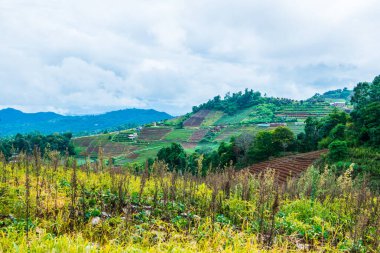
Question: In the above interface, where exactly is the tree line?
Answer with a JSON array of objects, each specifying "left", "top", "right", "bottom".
[
  {"left": 192, "top": 88, "right": 295, "bottom": 115},
  {"left": 0, "top": 132, "right": 75, "bottom": 160}
]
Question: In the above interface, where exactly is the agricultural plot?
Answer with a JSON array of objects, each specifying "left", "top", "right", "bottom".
[
  {"left": 130, "top": 142, "right": 171, "bottom": 163},
  {"left": 286, "top": 122, "right": 305, "bottom": 135},
  {"left": 200, "top": 111, "right": 224, "bottom": 126},
  {"left": 102, "top": 143, "right": 137, "bottom": 157},
  {"left": 215, "top": 107, "right": 254, "bottom": 125},
  {"left": 247, "top": 150, "right": 327, "bottom": 182},
  {"left": 189, "top": 128, "right": 209, "bottom": 142},
  {"left": 183, "top": 110, "right": 210, "bottom": 127},
  {"left": 213, "top": 125, "right": 258, "bottom": 142},
  {"left": 163, "top": 115, "right": 186, "bottom": 126},
  {"left": 164, "top": 128, "right": 195, "bottom": 142},
  {"left": 138, "top": 127, "right": 172, "bottom": 141},
  {"left": 275, "top": 103, "right": 334, "bottom": 120},
  {"left": 112, "top": 131, "right": 134, "bottom": 142},
  {"left": 72, "top": 136, "right": 94, "bottom": 147}
]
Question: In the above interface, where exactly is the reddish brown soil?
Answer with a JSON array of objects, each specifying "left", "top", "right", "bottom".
[
  {"left": 183, "top": 110, "right": 210, "bottom": 127},
  {"left": 189, "top": 129, "right": 208, "bottom": 142},
  {"left": 127, "top": 153, "right": 139, "bottom": 159},
  {"left": 138, "top": 127, "right": 172, "bottom": 141},
  {"left": 85, "top": 143, "right": 137, "bottom": 157},
  {"left": 72, "top": 137, "right": 93, "bottom": 146},
  {"left": 246, "top": 150, "right": 327, "bottom": 182},
  {"left": 181, "top": 142, "right": 198, "bottom": 149}
]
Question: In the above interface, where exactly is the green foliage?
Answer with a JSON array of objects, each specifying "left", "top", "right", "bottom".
[
  {"left": 328, "top": 141, "right": 348, "bottom": 162},
  {"left": 157, "top": 143, "right": 187, "bottom": 172},
  {"left": 248, "top": 131, "right": 274, "bottom": 162},
  {"left": 309, "top": 87, "right": 353, "bottom": 102},
  {"left": 350, "top": 76, "right": 380, "bottom": 146},
  {"left": 0, "top": 132, "right": 75, "bottom": 160},
  {"left": 272, "top": 126, "right": 295, "bottom": 152},
  {"left": 193, "top": 89, "right": 295, "bottom": 115}
]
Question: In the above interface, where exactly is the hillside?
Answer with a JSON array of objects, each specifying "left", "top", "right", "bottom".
[
  {"left": 73, "top": 90, "right": 345, "bottom": 165},
  {"left": 0, "top": 108, "right": 172, "bottom": 136}
]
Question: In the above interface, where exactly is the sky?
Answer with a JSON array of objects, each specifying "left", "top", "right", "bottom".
[{"left": 0, "top": 0, "right": 379, "bottom": 116}]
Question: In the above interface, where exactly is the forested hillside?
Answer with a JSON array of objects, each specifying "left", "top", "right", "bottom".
[{"left": 0, "top": 108, "right": 172, "bottom": 136}]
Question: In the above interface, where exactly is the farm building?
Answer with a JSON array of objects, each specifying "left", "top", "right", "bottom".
[
  {"left": 210, "top": 126, "right": 222, "bottom": 132},
  {"left": 128, "top": 133, "right": 138, "bottom": 140},
  {"left": 269, "top": 123, "right": 287, "bottom": 127},
  {"left": 295, "top": 122, "right": 305, "bottom": 126},
  {"left": 330, "top": 102, "right": 346, "bottom": 108},
  {"left": 257, "top": 123, "right": 270, "bottom": 127}
]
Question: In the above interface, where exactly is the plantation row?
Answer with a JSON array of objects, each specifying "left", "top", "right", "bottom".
[{"left": 248, "top": 150, "right": 327, "bottom": 182}]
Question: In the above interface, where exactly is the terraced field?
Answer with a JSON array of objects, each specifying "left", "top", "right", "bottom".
[
  {"left": 183, "top": 110, "right": 210, "bottom": 127},
  {"left": 189, "top": 128, "right": 209, "bottom": 142},
  {"left": 164, "top": 128, "right": 195, "bottom": 142},
  {"left": 247, "top": 150, "right": 327, "bottom": 182},
  {"left": 138, "top": 127, "right": 172, "bottom": 141},
  {"left": 200, "top": 111, "right": 224, "bottom": 126},
  {"left": 275, "top": 103, "right": 334, "bottom": 120},
  {"left": 215, "top": 107, "right": 254, "bottom": 125}
]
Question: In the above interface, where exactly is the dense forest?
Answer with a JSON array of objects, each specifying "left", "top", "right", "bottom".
[
  {"left": 308, "top": 87, "right": 353, "bottom": 102},
  {"left": 0, "top": 133, "right": 75, "bottom": 160},
  {"left": 192, "top": 89, "right": 295, "bottom": 115}
]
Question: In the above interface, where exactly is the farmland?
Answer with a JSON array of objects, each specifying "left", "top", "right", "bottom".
[
  {"left": 247, "top": 150, "right": 327, "bottom": 183},
  {"left": 73, "top": 100, "right": 342, "bottom": 165}
]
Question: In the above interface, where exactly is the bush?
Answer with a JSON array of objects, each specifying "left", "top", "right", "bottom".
[{"left": 328, "top": 140, "right": 348, "bottom": 162}]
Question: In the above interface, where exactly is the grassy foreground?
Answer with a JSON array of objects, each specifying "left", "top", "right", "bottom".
[{"left": 0, "top": 153, "right": 379, "bottom": 252}]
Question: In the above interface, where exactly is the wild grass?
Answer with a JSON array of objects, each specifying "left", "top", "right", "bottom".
[{"left": 0, "top": 152, "right": 379, "bottom": 252}]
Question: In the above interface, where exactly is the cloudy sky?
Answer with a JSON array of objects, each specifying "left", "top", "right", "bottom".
[{"left": 0, "top": 0, "right": 379, "bottom": 115}]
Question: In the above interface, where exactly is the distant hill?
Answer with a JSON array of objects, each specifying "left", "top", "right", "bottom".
[
  {"left": 308, "top": 88, "right": 353, "bottom": 103},
  {"left": 0, "top": 108, "right": 172, "bottom": 136}
]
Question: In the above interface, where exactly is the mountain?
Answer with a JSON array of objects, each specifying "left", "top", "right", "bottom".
[{"left": 0, "top": 108, "right": 172, "bottom": 136}]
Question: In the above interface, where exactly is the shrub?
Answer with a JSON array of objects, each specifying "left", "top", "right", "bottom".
[{"left": 328, "top": 140, "right": 348, "bottom": 162}]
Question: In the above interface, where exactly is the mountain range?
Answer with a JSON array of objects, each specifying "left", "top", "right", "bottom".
[{"left": 0, "top": 108, "right": 172, "bottom": 137}]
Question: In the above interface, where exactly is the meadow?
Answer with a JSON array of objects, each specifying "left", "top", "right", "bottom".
[{"left": 0, "top": 151, "right": 379, "bottom": 252}]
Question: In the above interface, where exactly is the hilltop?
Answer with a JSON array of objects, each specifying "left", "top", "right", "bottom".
[
  {"left": 73, "top": 89, "right": 349, "bottom": 165},
  {"left": 0, "top": 108, "right": 172, "bottom": 137}
]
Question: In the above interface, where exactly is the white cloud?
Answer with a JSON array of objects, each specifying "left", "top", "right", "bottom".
[{"left": 0, "top": 0, "right": 379, "bottom": 115}]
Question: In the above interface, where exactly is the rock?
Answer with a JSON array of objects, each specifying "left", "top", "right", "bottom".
[
  {"left": 101, "top": 212, "right": 111, "bottom": 218},
  {"left": 193, "top": 215, "right": 201, "bottom": 221},
  {"left": 91, "top": 217, "right": 101, "bottom": 226}
]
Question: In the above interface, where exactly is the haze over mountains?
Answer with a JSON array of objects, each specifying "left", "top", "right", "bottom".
[{"left": 0, "top": 108, "right": 172, "bottom": 136}]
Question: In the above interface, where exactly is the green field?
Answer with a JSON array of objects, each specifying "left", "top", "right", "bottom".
[{"left": 164, "top": 128, "right": 195, "bottom": 142}]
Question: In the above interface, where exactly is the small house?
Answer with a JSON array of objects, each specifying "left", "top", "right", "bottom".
[
  {"left": 269, "top": 123, "right": 287, "bottom": 127},
  {"left": 330, "top": 102, "right": 346, "bottom": 108}
]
